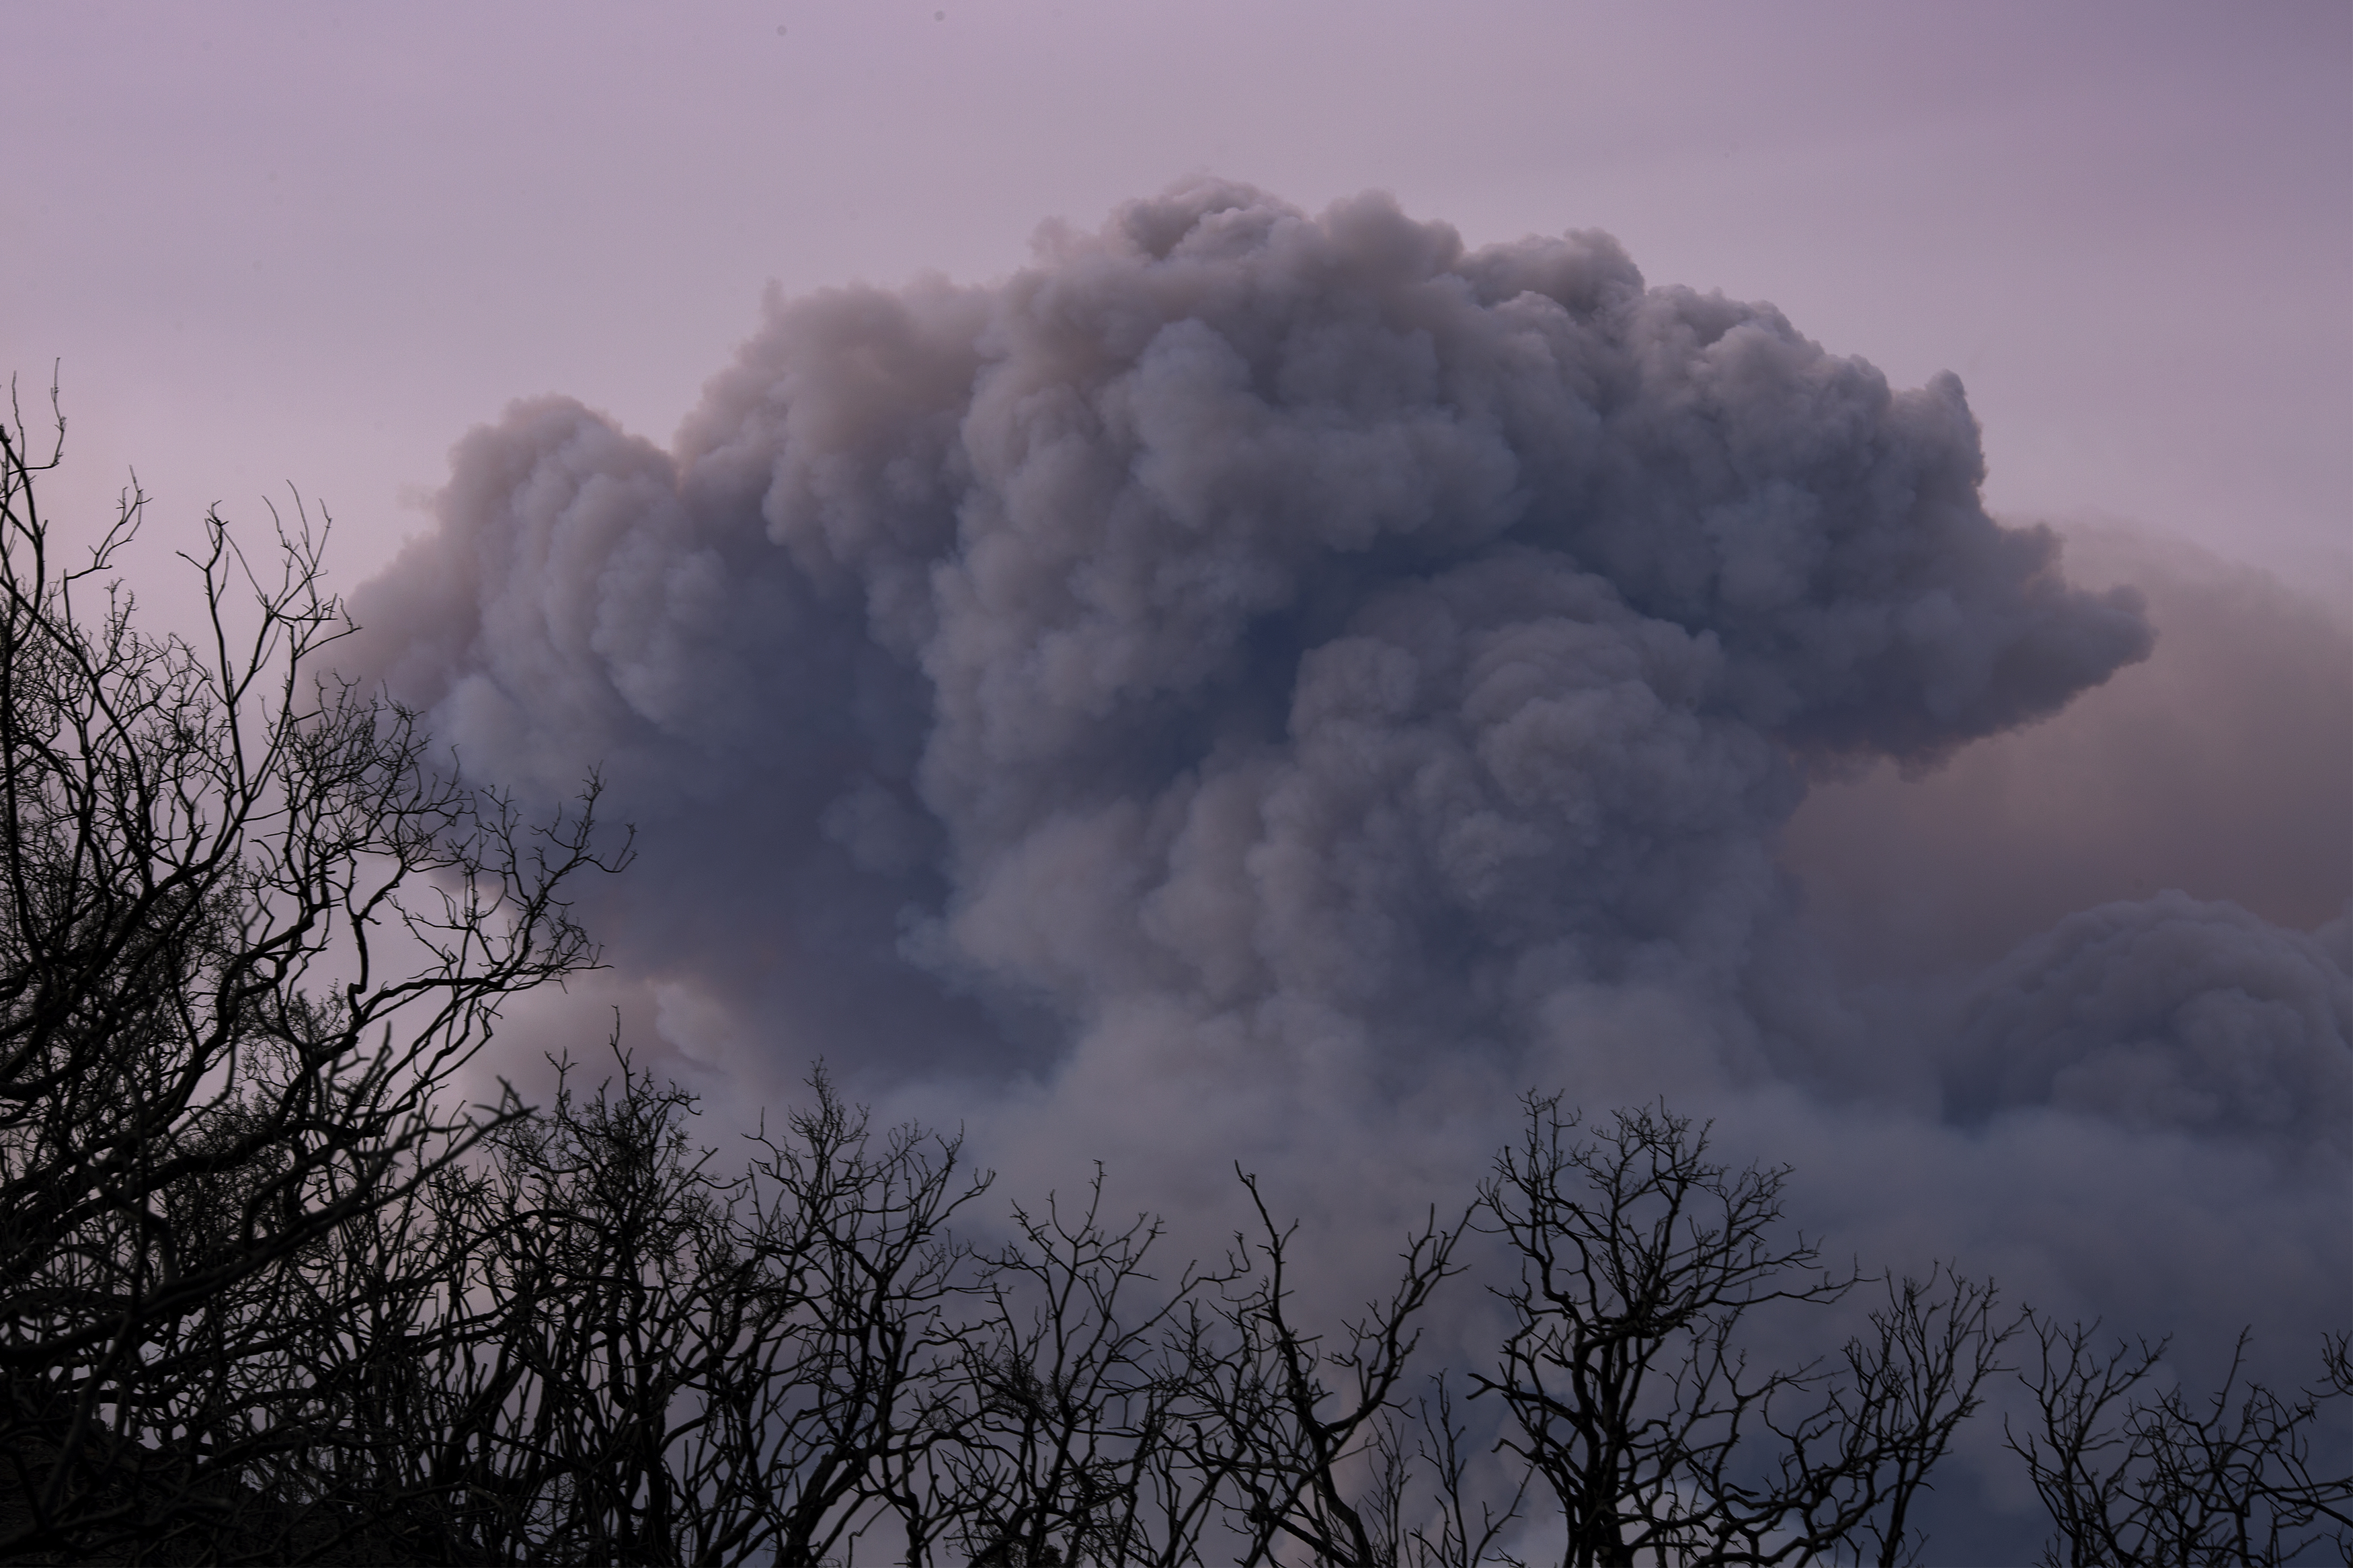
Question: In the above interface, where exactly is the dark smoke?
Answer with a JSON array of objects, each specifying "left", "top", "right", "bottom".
[
  {"left": 348, "top": 181, "right": 2347, "bottom": 1544},
  {"left": 353, "top": 180, "right": 2154, "bottom": 1077},
  {"left": 1946, "top": 891, "right": 2349, "bottom": 1152}
]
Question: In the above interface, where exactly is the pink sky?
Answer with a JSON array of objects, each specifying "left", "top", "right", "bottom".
[{"left": 8, "top": 1, "right": 2348, "bottom": 598}]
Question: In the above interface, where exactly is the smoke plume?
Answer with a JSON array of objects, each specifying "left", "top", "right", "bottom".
[{"left": 348, "top": 182, "right": 2347, "bottom": 1541}]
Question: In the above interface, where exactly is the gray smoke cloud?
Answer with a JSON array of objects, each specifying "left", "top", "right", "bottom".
[
  {"left": 348, "top": 182, "right": 2347, "bottom": 1546},
  {"left": 1946, "top": 891, "right": 2350, "bottom": 1151}
]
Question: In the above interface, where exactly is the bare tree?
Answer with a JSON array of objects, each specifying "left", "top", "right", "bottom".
[
  {"left": 1209, "top": 1173, "right": 1466, "bottom": 1568},
  {"left": 904, "top": 1173, "right": 1244, "bottom": 1568},
  {"left": 2010, "top": 1317, "right": 2353, "bottom": 1567},
  {"left": 1808, "top": 1268, "right": 2014, "bottom": 1567},
  {"left": 1358, "top": 1378, "right": 1532, "bottom": 1568},
  {"left": 903, "top": 1165, "right": 1468, "bottom": 1568},
  {"left": 1471, "top": 1097, "right": 2010, "bottom": 1567},
  {"left": 740, "top": 1069, "right": 994, "bottom": 1568},
  {"left": 303, "top": 1052, "right": 990, "bottom": 1567},
  {"left": 0, "top": 380, "right": 623, "bottom": 1562}
]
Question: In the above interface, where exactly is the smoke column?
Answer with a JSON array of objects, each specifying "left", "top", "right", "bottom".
[{"left": 350, "top": 182, "right": 2349, "bottom": 1542}]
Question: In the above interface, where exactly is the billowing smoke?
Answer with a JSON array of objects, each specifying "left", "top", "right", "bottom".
[
  {"left": 348, "top": 181, "right": 2348, "bottom": 1540},
  {"left": 1945, "top": 891, "right": 2349, "bottom": 1151}
]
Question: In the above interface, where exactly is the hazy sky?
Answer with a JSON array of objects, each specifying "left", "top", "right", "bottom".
[{"left": 9, "top": 3, "right": 2348, "bottom": 595}]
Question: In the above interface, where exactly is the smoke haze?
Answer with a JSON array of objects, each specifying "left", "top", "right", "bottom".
[
  {"left": 1785, "top": 528, "right": 2351, "bottom": 971},
  {"left": 348, "top": 183, "right": 2350, "bottom": 1544}
]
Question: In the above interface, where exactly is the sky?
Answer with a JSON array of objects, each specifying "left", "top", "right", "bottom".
[
  {"left": 10, "top": 3, "right": 2351, "bottom": 1556},
  {"left": 9, "top": 3, "right": 2348, "bottom": 595}
]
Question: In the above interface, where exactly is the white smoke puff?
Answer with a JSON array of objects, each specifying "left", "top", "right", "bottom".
[{"left": 1948, "top": 891, "right": 2353, "bottom": 1153}]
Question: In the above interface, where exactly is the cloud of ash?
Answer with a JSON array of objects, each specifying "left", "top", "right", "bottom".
[{"left": 348, "top": 182, "right": 2347, "bottom": 1542}]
